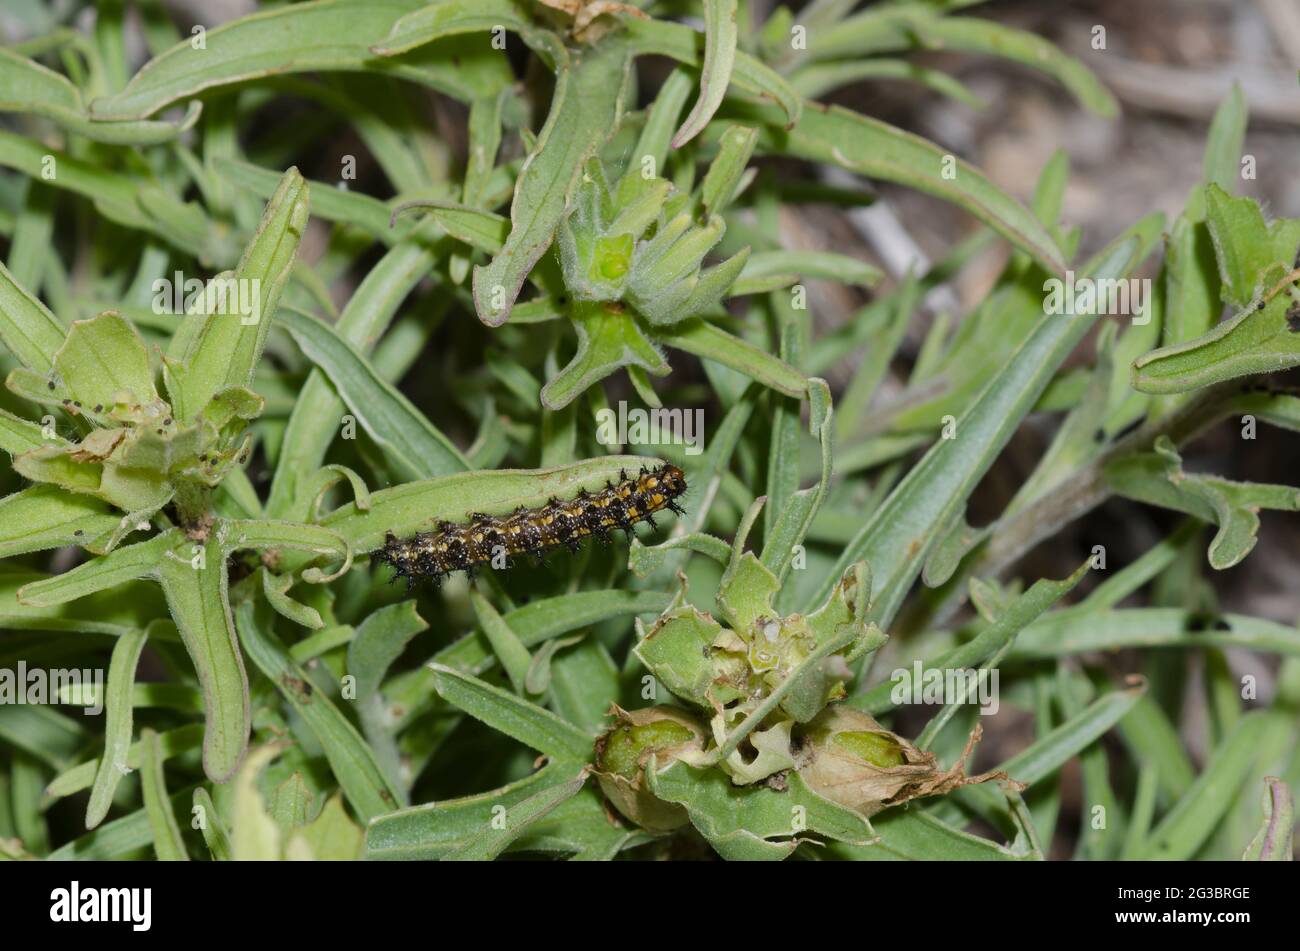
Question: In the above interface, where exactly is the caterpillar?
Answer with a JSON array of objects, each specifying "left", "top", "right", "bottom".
[{"left": 376, "top": 463, "right": 687, "bottom": 584}]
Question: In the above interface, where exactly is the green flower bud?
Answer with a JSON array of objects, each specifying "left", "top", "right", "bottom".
[
  {"left": 797, "top": 706, "right": 1013, "bottom": 817},
  {"left": 590, "top": 233, "right": 634, "bottom": 283},
  {"left": 594, "top": 705, "right": 707, "bottom": 832}
]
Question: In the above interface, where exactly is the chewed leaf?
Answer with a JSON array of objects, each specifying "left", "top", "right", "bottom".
[
  {"left": 635, "top": 605, "right": 725, "bottom": 708},
  {"left": 1204, "top": 184, "right": 1300, "bottom": 309},
  {"left": 1105, "top": 436, "right": 1300, "bottom": 569},
  {"left": 53, "top": 312, "right": 157, "bottom": 410},
  {"left": 1132, "top": 282, "right": 1300, "bottom": 394}
]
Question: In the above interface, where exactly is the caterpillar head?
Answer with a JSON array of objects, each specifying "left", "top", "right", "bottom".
[{"left": 658, "top": 464, "right": 687, "bottom": 500}]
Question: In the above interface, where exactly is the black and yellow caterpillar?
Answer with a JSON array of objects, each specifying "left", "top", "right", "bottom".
[{"left": 376, "top": 464, "right": 687, "bottom": 584}]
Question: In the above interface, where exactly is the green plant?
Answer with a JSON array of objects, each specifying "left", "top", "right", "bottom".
[{"left": 0, "top": 0, "right": 1295, "bottom": 862}]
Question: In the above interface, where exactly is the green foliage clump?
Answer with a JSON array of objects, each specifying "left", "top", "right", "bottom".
[{"left": 0, "top": 1, "right": 1295, "bottom": 862}]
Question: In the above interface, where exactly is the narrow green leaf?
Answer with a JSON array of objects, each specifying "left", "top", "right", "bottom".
[
  {"left": 740, "top": 250, "right": 882, "bottom": 289},
  {"left": 1141, "top": 713, "right": 1268, "bottom": 860},
  {"left": 349, "top": 601, "right": 428, "bottom": 706},
  {"left": 473, "top": 41, "right": 629, "bottom": 325},
  {"left": 631, "top": 68, "right": 693, "bottom": 174},
  {"left": 280, "top": 306, "right": 470, "bottom": 479},
  {"left": 1203, "top": 84, "right": 1247, "bottom": 190},
  {"left": 443, "top": 770, "right": 588, "bottom": 861},
  {"left": 383, "top": 589, "right": 671, "bottom": 726},
  {"left": 236, "top": 599, "right": 402, "bottom": 822},
  {"left": 265, "top": 234, "right": 443, "bottom": 520},
  {"left": 0, "top": 485, "right": 120, "bottom": 558},
  {"left": 155, "top": 535, "right": 250, "bottom": 783},
  {"left": 85, "top": 626, "right": 150, "bottom": 830},
  {"left": 0, "top": 705, "right": 85, "bottom": 769},
  {"left": 0, "top": 131, "right": 223, "bottom": 262},
  {"left": 856, "top": 567, "right": 1088, "bottom": 714},
  {"left": 89, "top": 0, "right": 510, "bottom": 120},
  {"left": 372, "top": 0, "right": 549, "bottom": 58},
  {"left": 348, "top": 601, "right": 427, "bottom": 801},
  {"left": 1121, "top": 763, "right": 1161, "bottom": 859},
  {"left": 1117, "top": 694, "right": 1196, "bottom": 808},
  {"left": 391, "top": 200, "right": 508, "bottom": 253},
  {"left": 789, "top": 58, "right": 984, "bottom": 107},
  {"left": 47, "top": 787, "right": 195, "bottom": 859},
  {"left": 834, "top": 272, "right": 919, "bottom": 442},
  {"left": 672, "top": 0, "right": 740, "bottom": 148},
  {"left": 548, "top": 639, "right": 620, "bottom": 735},
  {"left": 366, "top": 763, "right": 563, "bottom": 859},
  {"left": 808, "top": 226, "right": 1154, "bottom": 624},
  {"left": 16, "top": 529, "right": 180, "bottom": 608},
  {"left": 46, "top": 724, "right": 203, "bottom": 800},
  {"left": 468, "top": 586, "right": 533, "bottom": 695},
  {"left": 0, "top": 408, "right": 50, "bottom": 456},
  {"left": 0, "top": 46, "right": 198, "bottom": 143},
  {"left": 1241, "top": 777, "right": 1294, "bottom": 861},
  {"left": 1012, "top": 607, "right": 1300, "bottom": 660},
  {"left": 139, "top": 728, "right": 188, "bottom": 860},
  {"left": 653, "top": 317, "right": 806, "bottom": 399},
  {"left": 725, "top": 99, "right": 1065, "bottom": 277},
  {"left": 216, "top": 156, "right": 403, "bottom": 244},
  {"left": 1003, "top": 681, "right": 1146, "bottom": 787},
  {"left": 427, "top": 664, "right": 593, "bottom": 762},
  {"left": 172, "top": 168, "right": 307, "bottom": 421},
  {"left": 630, "top": 532, "right": 732, "bottom": 576},
  {"left": 193, "top": 787, "right": 232, "bottom": 861},
  {"left": 623, "top": 18, "right": 801, "bottom": 132},
  {"left": 0, "top": 258, "right": 65, "bottom": 372},
  {"left": 908, "top": 17, "right": 1118, "bottom": 117}
]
